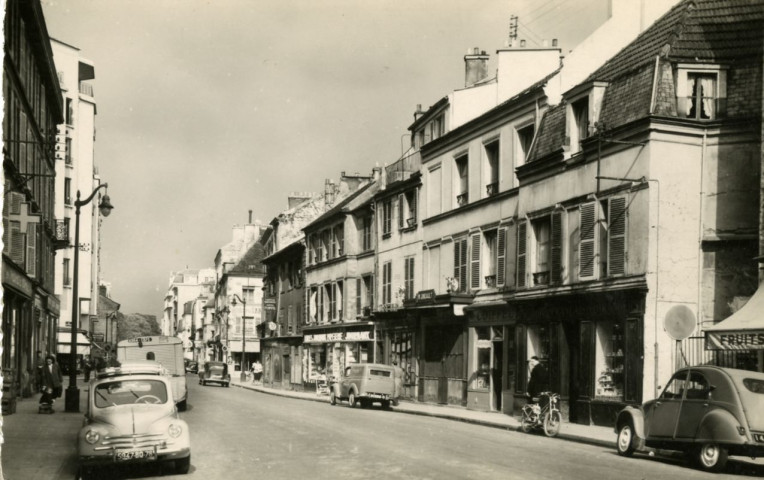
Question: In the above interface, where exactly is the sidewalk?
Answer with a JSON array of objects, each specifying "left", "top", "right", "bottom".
[{"left": 229, "top": 376, "right": 615, "bottom": 448}]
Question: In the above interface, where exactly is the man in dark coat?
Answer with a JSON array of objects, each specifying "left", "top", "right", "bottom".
[{"left": 526, "top": 356, "right": 549, "bottom": 400}]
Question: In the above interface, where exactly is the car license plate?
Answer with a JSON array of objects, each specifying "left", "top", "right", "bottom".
[
  {"left": 368, "top": 393, "right": 388, "bottom": 399},
  {"left": 115, "top": 448, "right": 156, "bottom": 462}
]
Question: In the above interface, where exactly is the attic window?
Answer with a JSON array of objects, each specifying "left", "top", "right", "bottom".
[
  {"left": 572, "top": 97, "right": 589, "bottom": 150},
  {"left": 676, "top": 65, "right": 726, "bottom": 121}
]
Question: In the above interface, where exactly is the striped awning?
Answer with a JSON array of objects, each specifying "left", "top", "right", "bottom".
[{"left": 57, "top": 332, "right": 92, "bottom": 355}]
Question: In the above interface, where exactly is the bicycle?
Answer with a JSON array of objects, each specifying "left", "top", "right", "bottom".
[{"left": 521, "top": 391, "right": 562, "bottom": 437}]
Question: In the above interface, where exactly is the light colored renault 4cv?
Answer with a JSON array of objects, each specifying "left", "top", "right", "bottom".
[{"left": 330, "top": 363, "right": 400, "bottom": 409}]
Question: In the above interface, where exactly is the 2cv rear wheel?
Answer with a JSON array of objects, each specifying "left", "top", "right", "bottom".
[
  {"left": 348, "top": 391, "right": 358, "bottom": 408},
  {"left": 694, "top": 443, "right": 728, "bottom": 473}
]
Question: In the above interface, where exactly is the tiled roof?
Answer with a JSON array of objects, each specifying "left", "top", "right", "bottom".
[
  {"left": 587, "top": 0, "right": 764, "bottom": 83},
  {"left": 229, "top": 240, "right": 267, "bottom": 275},
  {"left": 598, "top": 64, "right": 655, "bottom": 129},
  {"left": 527, "top": 104, "right": 566, "bottom": 163}
]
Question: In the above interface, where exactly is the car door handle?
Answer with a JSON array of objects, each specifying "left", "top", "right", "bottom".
[{"left": 655, "top": 401, "right": 661, "bottom": 406}]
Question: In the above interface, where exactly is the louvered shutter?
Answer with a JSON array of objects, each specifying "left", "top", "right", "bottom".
[
  {"left": 496, "top": 227, "right": 507, "bottom": 286},
  {"left": 608, "top": 196, "right": 627, "bottom": 276},
  {"left": 470, "top": 232, "right": 481, "bottom": 289},
  {"left": 10, "top": 221, "right": 24, "bottom": 265},
  {"left": 410, "top": 191, "right": 417, "bottom": 223},
  {"left": 26, "top": 223, "right": 36, "bottom": 277},
  {"left": 517, "top": 221, "right": 527, "bottom": 287},
  {"left": 398, "top": 194, "right": 404, "bottom": 229},
  {"left": 579, "top": 203, "right": 596, "bottom": 279},
  {"left": 460, "top": 238, "right": 468, "bottom": 292},
  {"left": 550, "top": 211, "right": 563, "bottom": 284}
]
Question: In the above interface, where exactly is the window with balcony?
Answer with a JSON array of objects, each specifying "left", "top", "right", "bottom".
[
  {"left": 518, "top": 212, "right": 563, "bottom": 288},
  {"left": 453, "top": 237, "right": 468, "bottom": 293},
  {"left": 398, "top": 190, "right": 418, "bottom": 229},
  {"left": 64, "top": 178, "right": 71, "bottom": 205},
  {"left": 455, "top": 154, "right": 469, "bottom": 207},
  {"left": 483, "top": 230, "right": 497, "bottom": 288},
  {"left": 484, "top": 139, "right": 499, "bottom": 197}
]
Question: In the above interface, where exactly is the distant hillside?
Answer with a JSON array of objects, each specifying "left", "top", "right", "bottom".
[{"left": 117, "top": 313, "right": 161, "bottom": 341}]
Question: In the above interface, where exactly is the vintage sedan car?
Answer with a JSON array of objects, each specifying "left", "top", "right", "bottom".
[
  {"left": 615, "top": 366, "right": 764, "bottom": 472},
  {"left": 330, "top": 363, "right": 400, "bottom": 409},
  {"left": 78, "top": 364, "right": 191, "bottom": 479},
  {"left": 198, "top": 361, "right": 230, "bottom": 387}
]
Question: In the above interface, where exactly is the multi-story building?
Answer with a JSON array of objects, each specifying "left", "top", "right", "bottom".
[
  {"left": 50, "top": 38, "right": 104, "bottom": 362},
  {"left": 2, "top": 0, "right": 64, "bottom": 399},
  {"left": 302, "top": 171, "right": 379, "bottom": 388},
  {"left": 161, "top": 268, "right": 216, "bottom": 349}
]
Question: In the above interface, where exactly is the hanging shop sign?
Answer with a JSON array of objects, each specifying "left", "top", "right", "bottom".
[{"left": 705, "top": 330, "right": 764, "bottom": 350}]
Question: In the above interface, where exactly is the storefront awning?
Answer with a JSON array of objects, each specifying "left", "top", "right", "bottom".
[
  {"left": 705, "top": 286, "right": 764, "bottom": 350},
  {"left": 57, "top": 332, "right": 92, "bottom": 355}
]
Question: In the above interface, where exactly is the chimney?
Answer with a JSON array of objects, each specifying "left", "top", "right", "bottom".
[
  {"left": 287, "top": 192, "right": 316, "bottom": 209},
  {"left": 464, "top": 47, "right": 490, "bottom": 87},
  {"left": 372, "top": 167, "right": 382, "bottom": 182},
  {"left": 248, "top": 210, "right": 253, "bottom": 224},
  {"left": 324, "top": 179, "right": 336, "bottom": 206},
  {"left": 413, "top": 104, "right": 424, "bottom": 121}
]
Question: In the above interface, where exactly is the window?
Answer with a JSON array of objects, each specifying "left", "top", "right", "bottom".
[
  {"left": 382, "top": 262, "right": 392, "bottom": 307},
  {"left": 63, "top": 258, "right": 71, "bottom": 286},
  {"left": 64, "top": 178, "right": 71, "bottom": 205},
  {"left": 571, "top": 97, "right": 589, "bottom": 152},
  {"left": 455, "top": 154, "right": 468, "bottom": 207},
  {"left": 595, "top": 322, "right": 625, "bottom": 400},
  {"left": 363, "top": 275, "right": 374, "bottom": 312},
  {"left": 398, "top": 190, "right": 417, "bottom": 229},
  {"left": 470, "top": 232, "right": 481, "bottom": 290},
  {"left": 427, "top": 165, "right": 442, "bottom": 217},
  {"left": 355, "top": 278, "right": 362, "bottom": 316},
  {"left": 516, "top": 124, "right": 535, "bottom": 167},
  {"left": 532, "top": 218, "right": 551, "bottom": 285},
  {"left": 65, "top": 97, "right": 73, "bottom": 125},
  {"left": 65, "top": 137, "right": 72, "bottom": 164},
  {"left": 474, "top": 327, "right": 492, "bottom": 389},
  {"left": 580, "top": 196, "right": 627, "bottom": 280},
  {"left": 685, "top": 73, "right": 717, "bottom": 120},
  {"left": 484, "top": 140, "right": 499, "bottom": 197},
  {"left": 430, "top": 115, "right": 444, "bottom": 141},
  {"left": 334, "top": 225, "right": 344, "bottom": 257},
  {"left": 453, "top": 237, "right": 468, "bottom": 293},
  {"left": 483, "top": 230, "right": 497, "bottom": 288},
  {"left": 382, "top": 200, "right": 392, "bottom": 235},
  {"left": 362, "top": 215, "right": 373, "bottom": 250},
  {"left": 404, "top": 257, "right": 415, "bottom": 300}
]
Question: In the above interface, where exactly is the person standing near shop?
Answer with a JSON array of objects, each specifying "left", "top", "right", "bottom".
[
  {"left": 526, "top": 356, "right": 548, "bottom": 400},
  {"left": 40, "top": 355, "right": 63, "bottom": 409}
]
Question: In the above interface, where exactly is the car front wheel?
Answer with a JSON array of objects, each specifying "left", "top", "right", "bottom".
[
  {"left": 177, "top": 400, "right": 187, "bottom": 412},
  {"left": 695, "top": 443, "right": 728, "bottom": 472},
  {"left": 330, "top": 391, "right": 337, "bottom": 405},
  {"left": 348, "top": 391, "right": 357, "bottom": 408},
  {"left": 616, "top": 422, "right": 635, "bottom": 457},
  {"left": 175, "top": 455, "right": 191, "bottom": 474}
]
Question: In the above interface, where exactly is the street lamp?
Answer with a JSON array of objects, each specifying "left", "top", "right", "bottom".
[
  {"left": 230, "top": 293, "right": 248, "bottom": 381},
  {"left": 65, "top": 183, "right": 114, "bottom": 413}
]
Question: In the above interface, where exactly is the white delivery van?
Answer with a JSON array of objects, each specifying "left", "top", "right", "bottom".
[{"left": 116, "top": 336, "right": 188, "bottom": 411}]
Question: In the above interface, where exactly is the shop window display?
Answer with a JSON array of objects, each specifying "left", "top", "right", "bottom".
[
  {"left": 309, "top": 346, "right": 326, "bottom": 381},
  {"left": 391, "top": 332, "right": 414, "bottom": 384},
  {"left": 475, "top": 327, "right": 492, "bottom": 389},
  {"left": 595, "top": 322, "right": 624, "bottom": 400}
]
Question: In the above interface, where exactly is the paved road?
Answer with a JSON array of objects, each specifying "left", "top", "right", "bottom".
[{"left": 4, "top": 376, "right": 764, "bottom": 479}]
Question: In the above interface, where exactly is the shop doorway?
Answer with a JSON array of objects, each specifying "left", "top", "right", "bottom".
[
  {"left": 492, "top": 339, "right": 503, "bottom": 411},
  {"left": 563, "top": 322, "right": 580, "bottom": 423},
  {"left": 282, "top": 353, "right": 290, "bottom": 385},
  {"left": 424, "top": 325, "right": 464, "bottom": 404}
]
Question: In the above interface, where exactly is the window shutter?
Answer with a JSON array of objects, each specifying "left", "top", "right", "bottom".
[
  {"left": 356, "top": 278, "right": 362, "bottom": 315},
  {"left": 517, "top": 221, "right": 527, "bottom": 287},
  {"left": 460, "top": 238, "right": 468, "bottom": 292},
  {"left": 26, "top": 223, "right": 36, "bottom": 277},
  {"left": 579, "top": 203, "right": 596, "bottom": 279},
  {"left": 10, "top": 221, "right": 24, "bottom": 265},
  {"left": 496, "top": 227, "right": 507, "bottom": 286},
  {"left": 470, "top": 232, "right": 481, "bottom": 289},
  {"left": 550, "top": 211, "right": 563, "bottom": 284},
  {"left": 398, "top": 194, "right": 404, "bottom": 229},
  {"left": 410, "top": 191, "right": 417, "bottom": 223},
  {"left": 608, "top": 196, "right": 627, "bottom": 276}
]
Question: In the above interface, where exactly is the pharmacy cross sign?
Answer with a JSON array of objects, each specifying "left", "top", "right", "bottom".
[{"left": 11, "top": 201, "right": 41, "bottom": 230}]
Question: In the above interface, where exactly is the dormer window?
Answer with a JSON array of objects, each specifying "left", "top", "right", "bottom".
[
  {"left": 563, "top": 81, "right": 606, "bottom": 155},
  {"left": 571, "top": 97, "right": 589, "bottom": 151},
  {"left": 676, "top": 65, "right": 726, "bottom": 121}
]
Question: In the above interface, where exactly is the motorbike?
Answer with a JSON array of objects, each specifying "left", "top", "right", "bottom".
[{"left": 521, "top": 391, "right": 562, "bottom": 437}]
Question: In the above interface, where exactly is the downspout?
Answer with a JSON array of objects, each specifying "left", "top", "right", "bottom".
[
  {"left": 696, "top": 129, "right": 707, "bottom": 339},
  {"left": 653, "top": 179, "right": 661, "bottom": 399}
]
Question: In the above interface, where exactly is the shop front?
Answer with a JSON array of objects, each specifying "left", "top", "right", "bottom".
[
  {"left": 373, "top": 311, "right": 418, "bottom": 400},
  {"left": 464, "top": 303, "right": 517, "bottom": 414},
  {"left": 512, "top": 288, "right": 646, "bottom": 427},
  {"left": 262, "top": 336, "right": 303, "bottom": 391},
  {"left": 302, "top": 322, "right": 376, "bottom": 392},
  {"left": 705, "top": 285, "right": 764, "bottom": 372}
]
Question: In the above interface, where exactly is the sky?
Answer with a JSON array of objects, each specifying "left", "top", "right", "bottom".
[{"left": 39, "top": 0, "right": 610, "bottom": 318}]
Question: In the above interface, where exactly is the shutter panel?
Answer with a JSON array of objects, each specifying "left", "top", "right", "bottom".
[
  {"left": 10, "top": 221, "right": 24, "bottom": 265},
  {"left": 26, "top": 222, "right": 36, "bottom": 277},
  {"left": 460, "top": 238, "right": 468, "bottom": 292},
  {"left": 579, "top": 203, "right": 596, "bottom": 279},
  {"left": 410, "top": 191, "right": 417, "bottom": 223},
  {"left": 10, "top": 192, "right": 23, "bottom": 214},
  {"left": 550, "top": 211, "right": 563, "bottom": 284},
  {"left": 470, "top": 232, "right": 481, "bottom": 289},
  {"left": 453, "top": 239, "right": 462, "bottom": 289},
  {"left": 398, "top": 194, "right": 404, "bottom": 229},
  {"left": 517, "top": 221, "right": 527, "bottom": 287},
  {"left": 496, "top": 227, "right": 507, "bottom": 286},
  {"left": 608, "top": 196, "right": 627, "bottom": 276}
]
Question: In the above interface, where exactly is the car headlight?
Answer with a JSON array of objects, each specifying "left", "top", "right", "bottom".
[
  {"left": 168, "top": 424, "right": 183, "bottom": 438},
  {"left": 84, "top": 429, "right": 101, "bottom": 444}
]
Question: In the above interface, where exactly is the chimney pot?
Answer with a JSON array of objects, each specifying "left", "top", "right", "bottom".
[
  {"left": 552, "top": 38, "right": 558, "bottom": 47},
  {"left": 520, "top": 39, "right": 526, "bottom": 48},
  {"left": 248, "top": 210, "right": 252, "bottom": 224}
]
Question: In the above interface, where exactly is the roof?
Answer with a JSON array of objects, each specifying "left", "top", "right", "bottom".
[
  {"left": 304, "top": 181, "right": 377, "bottom": 230},
  {"left": 586, "top": 0, "right": 764, "bottom": 83},
  {"left": 527, "top": 104, "right": 566, "bottom": 163},
  {"left": 228, "top": 240, "right": 267, "bottom": 275}
]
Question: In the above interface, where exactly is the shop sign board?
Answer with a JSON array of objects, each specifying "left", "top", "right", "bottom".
[
  {"left": 304, "top": 330, "right": 373, "bottom": 343},
  {"left": 705, "top": 330, "right": 764, "bottom": 350}
]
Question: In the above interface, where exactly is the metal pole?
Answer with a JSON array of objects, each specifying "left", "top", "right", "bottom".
[
  {"left": 64, "top": 193, "right": 82, "bottom": 412},
  {"left": 240, "top": 296, "right": 247, "bottom": 381}
]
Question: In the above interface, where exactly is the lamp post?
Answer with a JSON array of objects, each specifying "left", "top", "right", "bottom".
[
  {"left": 230, "top": 293, "right": 248, "bottom": 381},
  {"left": 65, "top": 183, "right": 113, "bottom": 413}
]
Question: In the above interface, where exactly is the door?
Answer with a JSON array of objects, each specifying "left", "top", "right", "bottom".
[
  {"left": 563, "top": 322, "right": 580, "bottom": 422},
  {"left": 492, "top": 339, "right": 503, "bottom": 411},
  {"left": 645, "top": 370, "right": 687, "bottom": 439},
  {"left": 282, "top": 353, "right": 291, "bottom": 385},
  {"left": 675, "top": 370, "right": 711, "bottom": 439}
]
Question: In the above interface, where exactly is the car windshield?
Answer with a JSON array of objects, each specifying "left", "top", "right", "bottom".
[
  {"left": 94, "top": 379, "right": 168, "bottom": 407},
  {"left": 743, "top": 378, "right": 764, "bottom": 394}
]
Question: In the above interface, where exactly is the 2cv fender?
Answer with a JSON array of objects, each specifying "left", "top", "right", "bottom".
[{"left": 615, "top": 405, "right": 647, "bottom": 456}]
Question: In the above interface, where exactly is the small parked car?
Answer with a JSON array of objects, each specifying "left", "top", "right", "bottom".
[
  {"left": 198, "top": 361, "right": 230, "bottom": 387},
  {"left": 78, "top": 363, "right": 191, "bottom": 479},
  {"left": 330, "top": 363, "right": 399, "bottom": 409},
  {"left": 184, "top": 360, "right": 198, "bottom": 374},
  {"left": 615, "top": 366, "right": 764, "bottom": 472}
]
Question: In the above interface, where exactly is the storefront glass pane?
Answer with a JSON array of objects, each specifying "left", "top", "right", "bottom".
[
  {"left": 474, "top": 327, "right": 491, "bottom": 389},
  {"left": 595, "top": 322, "right": 624, "bottom": 400}
]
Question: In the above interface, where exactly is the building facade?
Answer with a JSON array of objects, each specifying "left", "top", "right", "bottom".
[{"left": 3, "top": 0, "right": 64, "bottom": 400}]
